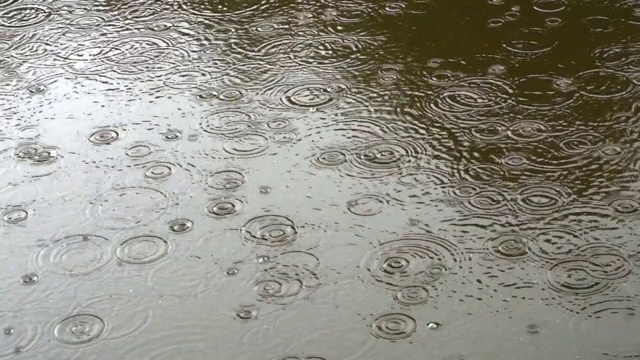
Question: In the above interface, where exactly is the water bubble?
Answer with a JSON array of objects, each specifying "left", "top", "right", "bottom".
[
  {"left": 116, "top": 235, "right": 170, "bottom": 265},
  {"left": 371, "top": 313, "right": 417, "bottom": 341},
  {"left": 241, "top": 215, "right": 297, "bottom": 247},
  {"left": 347, "top": 193, "right": 388, "bottom": 216},
  {"left": 426, "top": 322, "right": 440, "bottom": 329},
  {"left": 206, "top": 170, "right": 246, "bottom": 191},
  {"left": 256, "top": 255, "right": 272, "bottom": 263},
  {"left": 205, "top": 197, "right": 243, "bottom": 218},
  {"left": 19, "top": 273, "right": 38, "bottom": 285},
  {"left": 487, "top": 18, "right": 504, "bottom": 28},
  {"left": 259, "top": 186, "right": 271, "bottom": 194},
  {"left": 225, "top": 267, "right": 239, "bottom": 276},
  {"left": 26, "top": 83, "right": 46, "bottom": 94},
  {"left": 235, "top": 306, "right": 257, "bottom": 320},
  {"left": 3, "top": 327, "right": 14, "bottom": 336},
  {"left": 168, "top": 218, "right": 193, "bottom": 233},
  {"left": 545, "top": 17, "right": 563, "bottom": 27},
  {"left": 161, "top": 129, "right": 182, "bottom": 141},
  {"left": 3, "top": 208, "right": 28, "bottom": 224},
  {"left": 53, "top": 314, "right": 105, "bottom": 345}
]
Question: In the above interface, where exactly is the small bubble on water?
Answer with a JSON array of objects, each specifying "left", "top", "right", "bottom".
[
  {"left": 162, "top": 129, "right": 182, "bottom": 141},
  {"left": 4, "top": 327, "right": 14, "bottom": 335},
  {"left": 526, "top": 324, "right": 540, "bottom": 334},
  {"left": 235, "top": 306, "right": 257, "bottom": 320},
  {"left": 27, "top": 84, "right": 46, "bottom": 94},
  {"left": 259, "top": 186, "right": 271, "bottom": 194},
  {"left": 14, "top": 347, "right": 24, "bottom": 354},
  {"left": 225, "top": 267, "right": 239, "bottom": 276},
  {"left": 256, "top": 255, "right": 272, "bottom": 263},
  {"left": 20, "top": 273, "right": 38, "bottom": 285},
  {"left": 427, "top": 322, "right": 440, "bottom": 329},
  {"left": 168, "top": 218, "right": 193, "bottom": 233}
]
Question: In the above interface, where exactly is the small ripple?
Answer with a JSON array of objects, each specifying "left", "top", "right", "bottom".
[
  {"left": 512, "top": 182, "right": 573, "bottom": 216},
  {"left": 594, "top": 43, "right": 640, "bottom": 74},
  {"left": 576, "top": 243, "right": 632, "bottom": 281},
  {"left": 362, "top": 233, "right": 467, "bottom": 289},
  {"left": 0, "top": 5, "right": 53, "bottom": 28},
  {"left": 346, "top": 193, "right": 389, "bottom": 216},
  {"left": 370, "top": 313, "right": 417, "bottom": 341},
  {"left": 205, "top": 169, "right": 246, "bottom": 191},
  {"left": 571, "top": 296, "right": 640, "bottom": 358},
  {"left": 222, "top": 133, "right": 270, "bottom": 158},
  {"left": 502, "top": 28, "right": 556, "bottom": 57},
  {"left": 547, "top": 259, "right": 611, "bottom": 296},
  {"left": 425, "top": 77, "right": 514, "bottom": 116},
  {"left": 468, "top": 121, "right": 508, "bottom": 142},
  {"left": 529, "top": 228, "right": 586, "bottom": 263},
  {"left": 13, "top": 142, "right": 62, "bottom": 177},
  {"left": 258, "top": 80, "right": 352, "bottom": 112},
  {"left": 241, "top": 215, "right": 297, "bottom": 247},
  {"left": 205, "top": 197, "right": 244, "bottom": 218},
  {"left": 253, "top": 264, "right": 321, "bottom": 305},
  {"left": 573, "top": 69, "right": 634, "bottom": 98},
  {"left": 116, "top": 235, "right": 171, "bottom": 265},
  {"left": 513, "top": 75, "right": 577, "bottom": 109},
  {"left": 455, "top": 163, "right": 508, "bottom": 184},
  {"left": 34, "top": 234, "right": 113, "bottom": 278},
  {"left": 346, "top": 137, "right": 430, "bottom": 178},
  {"left": 87, "top": 187, "right": 169, "bottom": 230},
  {"left": 461, "top": 188, "right": 510, "bottom": 214},
  {"left": 485, "top": 233, "right": 530, "bottom": 260},
  {"left": 393, "top": 285, "right": 434, "bottom": 306},
  {"left": 533, "top": 0, "right": 567, "bottom": 12},
  {"left": 88, "top": 128, "right": 121, "bottom": 145},
  {"left": 53, "top": 314, "right": 105, "bottom": 345}
]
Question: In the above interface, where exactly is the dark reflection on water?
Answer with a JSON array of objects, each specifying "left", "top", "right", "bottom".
[{"left": 0, "top": 0, "right": 639, "bottom": 358}]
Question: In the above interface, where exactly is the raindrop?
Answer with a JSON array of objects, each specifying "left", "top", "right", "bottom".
[
  {"left": 20, "top": 273, "right": 38, "bottom": 285},
  {"left": 168, "top": 218, "right": 193, "bottom": 233}
]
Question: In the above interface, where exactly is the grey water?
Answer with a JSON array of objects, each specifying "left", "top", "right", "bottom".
[{"left": 0, "top": 0, "right": 639, "bottom": 359}]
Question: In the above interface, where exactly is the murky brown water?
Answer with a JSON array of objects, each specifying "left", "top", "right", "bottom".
[{"left": 0, "top": 0, "right": 639, "bottom": 358}]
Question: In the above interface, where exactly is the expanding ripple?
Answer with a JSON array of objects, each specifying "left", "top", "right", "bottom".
[
  {"left": 241, "top": 215, "right": 298, "bottom": 247},
  {"left": 34, "top": 234, "right": 113, "bottom": 277},
  {"left": 362, "top": 233, "right": 467, "bottom": 289},
  {"left": 346, "top": 193, "right": 389, "bottom": 216},
  {"left": 116, "top": 235, "right": 171, "bottom": 265},
  {"left": 88, "top": 187, "right": 169, "bottom": 229},
  {"left": 574, "top": 69, "right": 634, "bottom": 98},
  {"left": 253, "top": 264, "right": 321, "bottom": 305},
  {"left": 370, "top": 313, "right": 417, "bottom": 341},
  {"left": 512, "top": 182, "right": 573, "bottom": 216}
]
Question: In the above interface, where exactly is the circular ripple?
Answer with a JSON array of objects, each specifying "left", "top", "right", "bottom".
[
  {"left": 559, "top": 132, "right": 605, "bottom": 154},
  {"left": 347, "top": 193, "right": 388, "bottom": 216},
  {"left": 594, "top": 44, "right": 640, "bottom": 74},
  {"left": 426, "top": 77, "right": 513, "bottom": 115},
  {"left": 311, "top": 148, "right": 350, "bottom": 168},
  {"left": 36, "top": 235, "right": 113, "bottom": 277},
  {"left": 143, "top": 162, "right": 174, "bottom": 180},
  {"left": 529, "top": 228, "right": 584, "bottom": 263},
  {"left": 574, "top": 70, "right": 633, "bottom": 98},
  {"left": 462, "top": 189, "right": 509, "bottom": 213},
  {"left": 533, "top": 0, "right": 567, "bottom": 12},
  {"left": 508, "top": 120, "right": 553, "bottom": 141},
  {"left": 486, "top": 234, "right": 529, "bottom": 260},
  {"left": 222, "top": 133, "right": 270, "bottom": 157},
  {"left": 205, "top": 197, "right": 243, "bottom": 218},
  {"left": 393, "top": 286, "right": 431, "bottom": 306},
  {"left": 502, "top": 28, "right": 556, "bottom": 55},
  {"left": 53, "top": 314, "right": 105, "bottom": 345},
  {"left": 348, "top": 138, "right": 429, "bottom": 178},
  {"left": 371, "top": 313, "right": 417, "bottom": 341},
  {"left": 13, "top": 143, "right": 61, "bottom": 177},
  {"left": 572, "top": 296, "right": 640, "bottom": 358},
  {"left": 241, "top": 215, "right": 297, "bottom": 247},
  {"left": 0, "top": 5, "right": 52, "bottom": 28},
  {"left": 168, "top": 218, "right": 193, "bottom": 233},
  {"left": 253, "top": 264, "right": 320, "bottom": 305},
  {"left": 205, "top": 170, "right": 246, "bottom": 191},
  {"left": 88, "top": 187, "right": 169, "bottom": 229},
  {"left": 608, "top": 198, "right": 639, "bottom": 215},
  {"left": 513, "top": 182, "right": 572, "bottom": 216},
  {"left": 576, "top": 244, "right": 632, "bottom": 281},
  {"left": 262, "top": 81, "right": 350, "bottom": 111},
  {"left": 469, "top": 121, "right": 508, "bottom": 141},
  {"left": 89, "top": 129, "right": 119, "bottom": 145},
  {"left": 286, "top": 36, "right": 375, "bottom": 70},
  {"left": 362, "top": 234, "right": 465, "bottom": 289},
  {"left": 201, "top": 109, "right": 254, "bottom": 136},
  {"left": 547, "top": 259, "right": 610, "bottom": 296},
  {"left": 3, "top": 208, "right": 28, "bottom": 224},
  {"left": 513, "top": 75, "right": 577, "bottom": 109},
  {"left": 116, "top": 235, "right": 170, "bottom": 265},
  {"left": 457, "top": 164, "right": 507, "bottom": 184}
]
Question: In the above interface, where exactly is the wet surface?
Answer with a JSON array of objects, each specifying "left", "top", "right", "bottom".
[{"left": 0, "top": 0, "right": 639, "bottom": 358}]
